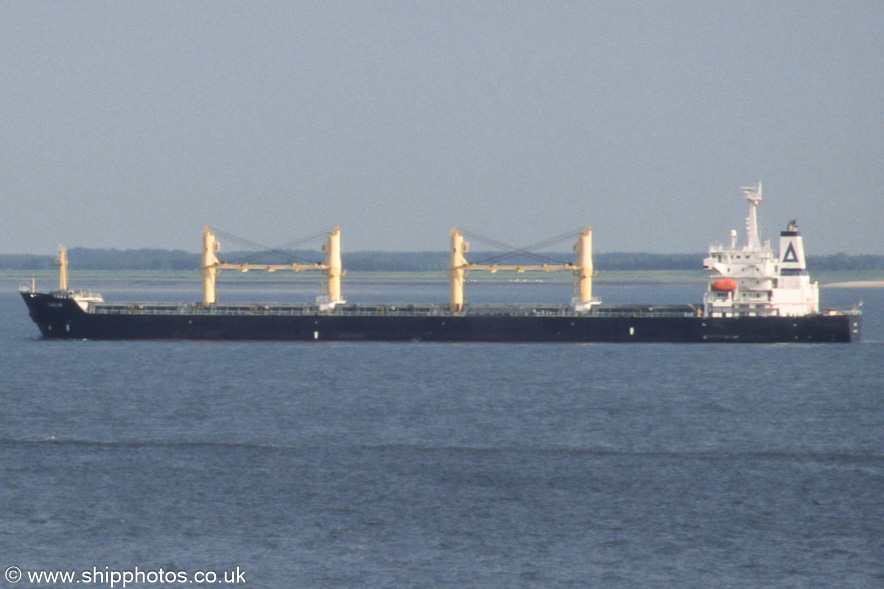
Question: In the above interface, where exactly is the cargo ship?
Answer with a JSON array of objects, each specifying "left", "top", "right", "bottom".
[{"left": 21, "top": 184, "right": 861, "bottom": 343}]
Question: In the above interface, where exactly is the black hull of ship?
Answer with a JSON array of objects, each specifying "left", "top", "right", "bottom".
[{"left": 21, "top": 292, "right": 861, "bottom": 343}]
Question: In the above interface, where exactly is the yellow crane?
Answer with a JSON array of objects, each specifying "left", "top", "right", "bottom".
[
  {"left": 201, "top": 226, "right": 344, "bottom": 308},
  {"left": 448, "top": 226, "right": 596, "bottom": 312}
]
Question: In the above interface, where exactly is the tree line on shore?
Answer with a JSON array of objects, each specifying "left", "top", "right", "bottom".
[{"left": 2, "top": 248, "right": 882, "bottom": 272}]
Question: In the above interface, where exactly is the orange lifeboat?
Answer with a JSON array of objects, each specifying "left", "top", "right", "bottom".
[{"left": 710, "top": 278, "right": 737, "bottom": 292}]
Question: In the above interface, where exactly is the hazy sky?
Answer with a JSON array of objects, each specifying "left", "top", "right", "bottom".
[{"left": 2, "top": 1, "right": 881, "bottom": 255}]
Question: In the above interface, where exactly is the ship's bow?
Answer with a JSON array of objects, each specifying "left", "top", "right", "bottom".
[{"left": 20, "top": 291, "right": 84, "bottom": 338}]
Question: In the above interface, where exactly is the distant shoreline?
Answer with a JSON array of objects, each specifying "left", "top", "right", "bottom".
[
  {"left": 3, "top": 249, "right": 883, "bottom": 274},
  {"left": 3, "top": 269, "right": 882, "bottom": 289}
]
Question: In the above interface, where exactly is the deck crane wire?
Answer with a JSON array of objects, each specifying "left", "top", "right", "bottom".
[
  {"left": 207, "top": 227, "right": 332, "bottom": 266},
  {"left": 462, "top": 228, "right": 581, "bottom": 267}
]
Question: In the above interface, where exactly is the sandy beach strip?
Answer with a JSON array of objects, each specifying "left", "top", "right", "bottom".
[{"left": 823, "top": 280, "right": 884, "bottom": 288}]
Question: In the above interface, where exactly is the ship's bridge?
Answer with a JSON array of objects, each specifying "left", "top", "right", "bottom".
[{"left": 702, "top": 183, "right": 819, "bottom": 318}]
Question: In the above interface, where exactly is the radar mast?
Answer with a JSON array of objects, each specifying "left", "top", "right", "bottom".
[{"left": 741, "top": 182, "right": 763, "bottom": 250}]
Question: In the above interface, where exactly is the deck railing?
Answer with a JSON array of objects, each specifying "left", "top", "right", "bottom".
[{"left": 88, "top": 302, "right": 700, "bottom": 319}]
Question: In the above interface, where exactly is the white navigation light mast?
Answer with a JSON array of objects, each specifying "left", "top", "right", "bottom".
[{"left": 741, "top": 182, "right": 763, "bottom": 250}]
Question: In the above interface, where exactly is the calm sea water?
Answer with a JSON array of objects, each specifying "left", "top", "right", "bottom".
[{"left": 1, "top": 278, "right": 882, "bottom": 588}]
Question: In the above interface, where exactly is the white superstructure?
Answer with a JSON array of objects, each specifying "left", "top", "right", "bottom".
[{"left": 703, "top": 183, "right": 819, "bottom": 318}]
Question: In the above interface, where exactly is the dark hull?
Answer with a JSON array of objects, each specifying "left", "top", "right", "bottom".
[{"left": 21, "top": 292, "right": 861, "bottom": 343}]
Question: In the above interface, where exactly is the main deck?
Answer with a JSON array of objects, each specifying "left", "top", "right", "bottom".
[{"left": 85, "top": 300, "right": 702, "bottom": 319}]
